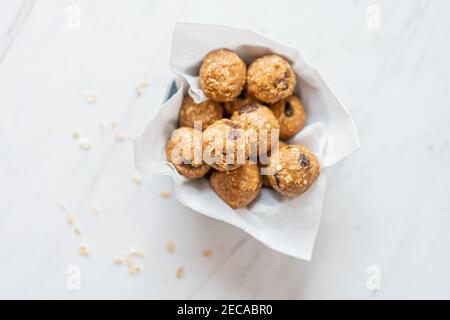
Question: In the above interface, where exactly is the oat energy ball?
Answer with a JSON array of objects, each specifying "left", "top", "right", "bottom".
[
  {"left": 270, "top": 96, "right": 306, "bottom": 140},
  {"left": 223, "top": 90, "right": 257, "bottom": 117},
  {"left": 262, "top": 140, "right": 287, "bottom": 188},
  {"left": 210, "top": 163, "right": 262, "bottom": 208},
  {"left": 199, "top": 49, "right": 246, "bottom": 103},
  {"left": 231, "top": 103, "right": 280, "bottom": 154},
  {"left": 166, "top": 127, "right": 210, "bottom": 179},
  {"left": 268, "top": 144, "right": 320, "bottom": 197},
  {"left": 178, "top": 95, "right": 223, "bottom": 130},
  {"left": 247, "top": 54, "right": 296, "bottom": 104},
  {"left": 202, "top": 119, "right": 248, "bottom": 172}
]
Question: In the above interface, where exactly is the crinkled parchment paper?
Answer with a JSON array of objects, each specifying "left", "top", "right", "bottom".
[{"left": 134, "top": 23, "right": 359, "bottom": 260}]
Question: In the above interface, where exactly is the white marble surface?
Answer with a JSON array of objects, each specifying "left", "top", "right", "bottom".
[{"left": 0, "top": 0, "right": 449, "bottom": 299}]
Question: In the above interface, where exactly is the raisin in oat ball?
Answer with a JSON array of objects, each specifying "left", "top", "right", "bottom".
[
  {"left": 210, "top": 163, "right": 262, "bottom": 208},
  {"left": 247, "top": 54, "right": 296, "bottom": 104},
  {"left": 223, "top": 90, "right": 258, "bottom": 117},
  {"left": 199, "top": 49, "right": 246, "bottom": 103},
  {"left": 202, "top": 119, "right": 249, "bottom": 172},
  {"left": 267, "top": 144, "right": 320, "bottom": 197},
  {"left": 262, "top": 140, "right": 287, "bottom": 188},
  {"left": 166, "top": 127, "right": 210, "bottom": 179},
  {"left": 270, "top": 96, "right": 306, "bottom": 140},
  {"left": 231, "top": 103, "right": 279, "bottom": 154},
  {"left": 178, "top": 95, "right": 223, "bottom": 130}
]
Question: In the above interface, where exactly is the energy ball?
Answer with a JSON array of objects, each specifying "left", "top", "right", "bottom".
[
  {"left": 267, "top": 144, "right": 320, "bottom": 197},
  {"left": 199, "top": 49, "right": 246, "bottom": 103},
  {"left": 210, "top": 163, "right": 262, "bottom": 208},
  {"left": 247, "top": 54, "right": 296, "bottom": 104},
  {"left": 223, "top": 90, "right": 258, "bottom": 117},
  {"left": 270, "top": 96, "right": 306, "bottom": 140},
  {"left": 178, "top": 95, "right": 223, "bottom": 130},
  {"left": 262, "top": 140, "right": 287, "bottom": 188},
  {"left": 166, "top": 127, "right": 210, "bottom": 179},
  {"left": 231, "top": 103, "right": 280, "bottom": 155},
  {"left": 202, "top": 119, "right": 249, "bottom": 172}
]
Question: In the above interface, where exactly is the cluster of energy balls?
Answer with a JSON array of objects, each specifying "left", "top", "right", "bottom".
[{"left": 166, "top": 49, "right": 320, "bottom": 208}]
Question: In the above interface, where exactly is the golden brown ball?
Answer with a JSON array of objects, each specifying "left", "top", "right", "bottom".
[
  {"left": 199, "top": 49, "right": 246, "bottom": 102},
  {"left": 247, "top": 54, "right": 296, "bottom": 104},
  {"left": 210, "top": 163, "right": 262, "bottom": 208},
  {"left": 166, "top": 127, "right": 210, "bottom": 179},
  {"left": 202, "top": 119, "right": 249, "bottom": 172},
  {"left": 178, "top": 96, "right": 223, "bottom": 130},
  {"left": 267, "top": 144, "right": 320, "bottom": 197},
  {"left": 270, "top": 96, "right": 306, "bottom": 140},
  {"left": 231, "top": 103, "right": 280, "bottom": 155}
]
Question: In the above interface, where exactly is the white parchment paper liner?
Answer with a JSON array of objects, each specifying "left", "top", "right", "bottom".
[{"left": 134, "top": 23, "right": 360, "bottom": 260}]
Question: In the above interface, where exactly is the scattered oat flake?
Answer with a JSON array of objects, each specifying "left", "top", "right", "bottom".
[
  {"left": 160, "top": 191, "right": 171, "bottom": 198},
  {"left": 202, "top": 249, "right": 213, "bottom": 257},
  {"left": 66, "top": 212, "right": 74, "bottom": 225},
  {"left": 74, "top": 226, "right": 81, "bottom": 236},
  {"left": 131, "top": 175, "right": 142, "bottom": 185},
  {"left": 135, "top": 80, "right": 149, "bottom": 96},
  {"left": 167, "top": 241, "right": 175, "bottom": 253},
  {"left": 128, "top": 264, "right": 142, "bottom": 276},
  {"left": 115, "top": 130, "right": 127, "bottom": 142},
  {"left": 139, "top": 79, "right": 149, "bottom": 88},
  {"left": 129, "top": 246, "right": 145, "bottom": 258},
  {"left": 89, "top": 205, "right": 100, "bottom": 215},
  {"left": 134, "top": 249, "right": 145, "bottom": 258},
  {"left": 111, "top": 120, "right": 118, "bottom": 129},
  {"left": 79, "top": 244, "right": 89, "bottom": 257},
  {"left": 79, "top": 137, "right": 93, "bottom": 150},
  {"left": 113, "top": 256, "right": 124, "bottom": 265},
  {"left": 72, "top": 129, "right": 81, "bottom": 140},
  {"left": 84, "top": 92, "right": 96, "bottom": 104},
  {"left": 176, "top": 266, "right": 185, "bottom": 278}
]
